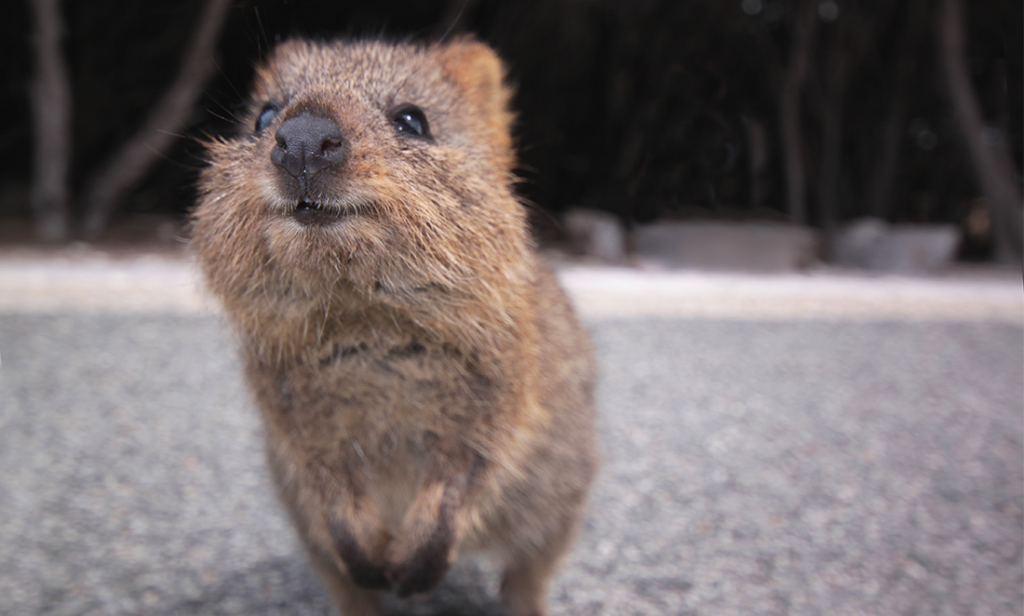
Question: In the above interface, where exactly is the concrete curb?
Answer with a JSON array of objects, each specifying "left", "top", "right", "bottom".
[
  {"left": 0, "top": 255, "right": 1019, "bottom": 322},
  {"left": 559, "top": 266, "right": 1023, "bottom": 322}
]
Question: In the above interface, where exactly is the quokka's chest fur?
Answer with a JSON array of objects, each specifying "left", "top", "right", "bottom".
[{"left": 257, "top": 336, "right": 504, "bottom": 449}]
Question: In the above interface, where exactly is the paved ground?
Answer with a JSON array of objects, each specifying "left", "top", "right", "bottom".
[{"left": 0, "top": 257, "right": 1021, "bottom": 615}]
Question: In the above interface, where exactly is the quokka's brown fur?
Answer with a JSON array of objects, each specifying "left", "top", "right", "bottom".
[{"left": 191, "top": 37, "right": 597, "bottom": 616}]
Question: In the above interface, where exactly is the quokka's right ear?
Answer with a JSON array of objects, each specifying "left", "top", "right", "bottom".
[{"left": 437, "top": 36, "right": 516, "bottom": 171}]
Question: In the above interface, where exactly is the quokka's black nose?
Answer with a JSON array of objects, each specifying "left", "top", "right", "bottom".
[{"left": 271, "top": 113, "right": 346, "bottom": 178}]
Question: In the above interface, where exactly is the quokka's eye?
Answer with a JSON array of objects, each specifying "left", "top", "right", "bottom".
[
  {"left": 390, "top": 104, "right": 430, "bottom": 139},
  {"left": 255, "top": 104, "right": 279, "bottom": 133}
]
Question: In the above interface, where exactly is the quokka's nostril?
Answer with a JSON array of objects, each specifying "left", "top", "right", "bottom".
[{"left": 321, "top": 138, "right": 342, "bottom": 156}]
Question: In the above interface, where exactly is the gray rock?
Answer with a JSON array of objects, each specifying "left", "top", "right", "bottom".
[
  {"left": 831, "top": 217, "right": 961, "bottom": 272},
  {"left": 633, "top": 221, "right": 820, "bottom": 271},
  {"left": 563, "top": 208, "right": 626, "bottom": 262}
]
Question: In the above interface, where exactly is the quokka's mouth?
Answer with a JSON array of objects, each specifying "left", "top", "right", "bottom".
[
  {"left": 288, "top": 200, "right": 375, "bottom": 226},
  {"left": 290, "top": 201, "right": 345, "bottom": 226}
]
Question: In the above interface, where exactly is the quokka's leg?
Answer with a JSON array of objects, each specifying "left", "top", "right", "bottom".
[
  {"left": 385, "top": 448, "right": 480, "bottom": 597},
  {"left": 500, "top": 518, "right": 581, "bottom": 616},
  {"left": 305, "top": 541, "right": 385, "bottom": 616},
  {"left": 268, "top": 447, "right": 391, "bottom": 614}
]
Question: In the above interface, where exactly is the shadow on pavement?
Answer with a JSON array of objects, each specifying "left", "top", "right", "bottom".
[{"left": 160, "top": 557, "right": 504, "bottom": 616}]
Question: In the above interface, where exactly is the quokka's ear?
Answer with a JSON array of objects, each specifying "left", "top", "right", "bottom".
[{"left": 438, "top": 37, "right": 516, "bottom": 170}]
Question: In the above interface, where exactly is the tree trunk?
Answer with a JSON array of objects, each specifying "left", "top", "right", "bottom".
[
  {"left": 81, "top": 0, "right": 231, "bottom": 239},
  {"left": 865, "top": 0, "right": 930, "bottom": 220},
  {"left": 999, "top": 0, "right": 1022, "bottom": 178},
  {"left": 779, "top": 0, "right": 817, "bottom": 225},
  {"left": 938, "top": 0, "right": 1023, "bottom": 264},
  {"left": 28, "top": 0, "right": 72, "bottom": 242},
  {"left": 818, "top": 25, "right": 846, "bottom": 235}
]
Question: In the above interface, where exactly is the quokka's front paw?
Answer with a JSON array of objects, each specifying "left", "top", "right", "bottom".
[
  {"left": 328, "top": 515, "right": 391, "bottom": 590},
  {"left": 385, "top": 521, "right": 454, "bottom": 597}
]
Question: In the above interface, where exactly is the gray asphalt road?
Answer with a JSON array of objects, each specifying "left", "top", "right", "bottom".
[{"left": 1, "top": 312, "right": 1021, "bottom": 615}]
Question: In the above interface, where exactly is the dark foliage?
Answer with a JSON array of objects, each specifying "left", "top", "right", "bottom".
[{"left": 4, "top": 0, "right": 1020, "bottom": 256}]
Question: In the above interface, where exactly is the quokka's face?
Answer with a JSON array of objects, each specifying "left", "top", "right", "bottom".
[{"left": 195, "top": 39, "right": 524, "bottom": 294}]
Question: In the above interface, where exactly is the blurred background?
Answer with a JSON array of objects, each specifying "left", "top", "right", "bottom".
[
  {"left": 2, "top": 0, "right": 1021, "bottom": 270},
  {"left": 1, "top": 3, "right": 1022, "bottom": 615}
]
